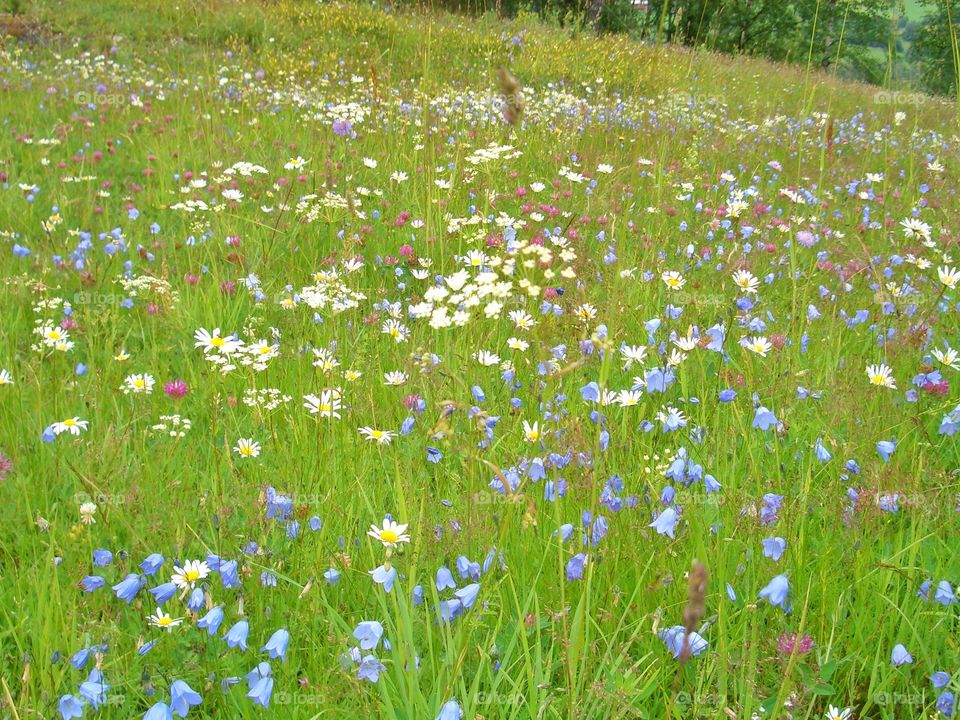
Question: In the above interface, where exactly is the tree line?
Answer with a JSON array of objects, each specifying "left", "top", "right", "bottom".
[{"left": 409, "top": 0, "right": 960, "bottom": 98}]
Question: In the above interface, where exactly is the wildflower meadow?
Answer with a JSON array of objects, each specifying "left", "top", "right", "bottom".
[{"left": 1, "top": 1, "right": 960, "bottom": 718}]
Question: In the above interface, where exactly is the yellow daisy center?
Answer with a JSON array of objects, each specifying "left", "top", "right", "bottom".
[
  {"left": 380, "top": 529, "right": 398, "bottom": 543},
  {"left": 210, "top": 336, "right": 225, "bottom": 347},
  {"left": 185, "top": 569, "right": 200, "bottom": 582}
]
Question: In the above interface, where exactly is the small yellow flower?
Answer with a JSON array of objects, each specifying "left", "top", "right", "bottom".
[
  {"left": 938, "top": 265, "right": 960, "bottom": 289},
  {"left": 233, "top": 438, "right": 261, "bottom": 458},
  {"left": 171, "top": 559, "right": 210, "bottom": 589},
  {"left": 866, "top": 363, "right": 896, "bottom": 389},
  {"left": 732, "top": 269, "right": 759, "bottom": 294},
  {"left": 522, "top": 420, "right": 541, "bottom": 443},
  {"left": 744, "top": 336, "right": 772, "bottom": 357},
  {"left": 358, "top": 427, "right": 396, "bottom": 445},
  {"left": 367, "top": 518, "right": 410, "bottom": 547},
  {"left": 147, "top": 607, "right": 184, "bottom": 631},
  {"left": 661, "top": 270, "right": 686, "bottom": 290}
]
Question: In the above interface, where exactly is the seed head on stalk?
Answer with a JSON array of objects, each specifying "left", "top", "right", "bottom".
[
  {"left": 497, "top": 67, "right": 524, "bottom": 126},
  {"left": 680, "top": 561, "right": 708, "bottom": 664}
]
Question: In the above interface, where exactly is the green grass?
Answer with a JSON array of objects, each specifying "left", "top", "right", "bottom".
[{"left": 0, "top": 2, "right": 959, "bottom": 720}]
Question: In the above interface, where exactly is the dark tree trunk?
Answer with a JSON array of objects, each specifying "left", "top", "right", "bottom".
[{"left": 588, "top": 0, "right": 607, "bottom": 26}]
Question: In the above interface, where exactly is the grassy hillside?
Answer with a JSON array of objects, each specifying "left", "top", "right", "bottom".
[
  {"left": 13, "top": 0, "right": 955, "bottom": 120},
  {"left": 0, "top": 2, "right": 959, "bottom": 720}
]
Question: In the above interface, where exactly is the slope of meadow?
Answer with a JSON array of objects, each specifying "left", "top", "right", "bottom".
[{"left": 0, "top": 2, "right": 959, "bottom": 719}]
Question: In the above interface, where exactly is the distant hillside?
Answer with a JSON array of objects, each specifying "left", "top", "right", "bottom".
[{"left": 11, "top": 0, "right": 957, "bottom": 125}]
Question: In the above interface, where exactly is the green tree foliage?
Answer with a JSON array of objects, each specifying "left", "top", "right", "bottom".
[
  {"left": 401, "top": 0, "right": 957, "bottom": 95},
  {"left": 910, "top": 0, "right": 960, "bottom": 95},
  {"left": 637, "top": 0, "right": 890, "bottom": 69}
]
